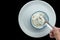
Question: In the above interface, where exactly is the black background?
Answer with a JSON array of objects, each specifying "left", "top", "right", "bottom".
[{"left": 16, "top": 0, "right": 60, "bottom": 40}]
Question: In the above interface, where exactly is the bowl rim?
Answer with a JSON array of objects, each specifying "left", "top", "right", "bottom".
[{"left": 30, "top": 11, "right": 49, "bottom": 30}]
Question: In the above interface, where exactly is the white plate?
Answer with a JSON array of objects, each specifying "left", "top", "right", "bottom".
[{"left": 18, "top": 1, "right": 56, "bottom": 38}]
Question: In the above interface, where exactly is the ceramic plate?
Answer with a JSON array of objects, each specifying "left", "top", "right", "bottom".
[{"left": 18, "top": 1, "right": 56, "bottom": 38}]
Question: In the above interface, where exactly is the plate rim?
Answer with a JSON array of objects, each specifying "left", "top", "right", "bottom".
[{"left": 18, "top": 1, "right": 56, "bottom": 38}]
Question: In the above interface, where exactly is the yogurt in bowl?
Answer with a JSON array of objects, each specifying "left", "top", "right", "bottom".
[{"left": 31, "top": 11, "right": 49, "bottom": 29}]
